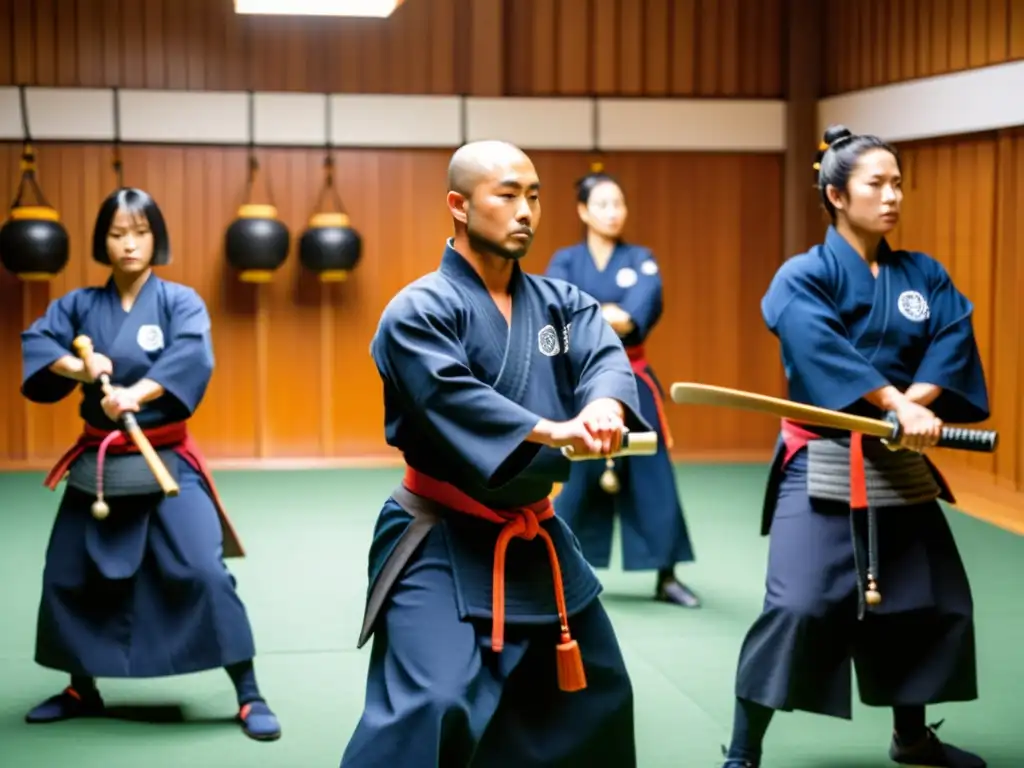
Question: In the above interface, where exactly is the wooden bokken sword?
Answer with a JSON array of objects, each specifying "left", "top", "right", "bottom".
[
  {"left": 73, "top": 335, "right": 180, "bottom": 519},
  {"left": 551, "top": 431, "right": 657, "bottom": 502},
  {"left": 668, "top": 382, "right": 998, "bottom": 607},
  {"left": 561, "top": 430, "right": 658, "bottom": 460}
]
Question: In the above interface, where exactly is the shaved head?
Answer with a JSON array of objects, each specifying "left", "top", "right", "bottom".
[
  {"left": 445, "top": 140, "right": 541, "bottom": 262},
  {"left": 447, "top": 140, "right": 532, "bottom": 197}
]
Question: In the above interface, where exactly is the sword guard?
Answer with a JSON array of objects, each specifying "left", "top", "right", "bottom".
[
  {"left": 879, "top": 412, "right": 905, "bottom": 452},
  {"left": 882, "top": 411, "right": 902, "bottom": 439}
]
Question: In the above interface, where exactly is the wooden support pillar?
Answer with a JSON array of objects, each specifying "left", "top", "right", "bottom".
[{"left": 783, "top": 0, "right": 826, "bottom": 259}]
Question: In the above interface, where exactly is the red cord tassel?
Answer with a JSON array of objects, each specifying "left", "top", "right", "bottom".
[{"left": 556, "top": 633, "right": 587, "bottom": 692}]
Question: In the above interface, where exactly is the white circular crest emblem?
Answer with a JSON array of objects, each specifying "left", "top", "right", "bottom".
[
  {"left": 137, "top": 324, "right": 165, "bottom": 352},
  {"left": 640, "top": 260, "right": 659, "bottom": 276},
  {"left": 538, "top": 325, "right": 560, "bottom": 357},
  {"left": 897, "top": 290, "right": 930, "bottom": 322},
  {"left": 616, "top": 267, "right": 638, "bottom": 288}
]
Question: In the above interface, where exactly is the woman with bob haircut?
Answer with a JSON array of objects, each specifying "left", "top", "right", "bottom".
[{"left": 20, "top": 187, "right": 281, "bottom": 742}]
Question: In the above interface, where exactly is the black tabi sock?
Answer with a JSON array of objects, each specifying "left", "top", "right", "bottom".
[
  {"left": 226, "top": 660, "right": 262, "bottom": 705},
  {"left": 893, "top": 705, "right": 927, "bottom": 744},
  {"left": 70, "top": 675, "right": 97, "bottom": 695},
  {"left": 657, "top": 567, "right": 675, "bottom": 585},
  {"left": 727, "top": 697, "right": 774, "bottom": 762}
]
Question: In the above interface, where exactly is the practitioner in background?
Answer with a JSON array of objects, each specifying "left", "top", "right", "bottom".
[
  {"left": 20, "top": 187, "right": 280, "bottom": 742},
  {"left": 721, "top": 126, "right": 987, "bottom": 768},
  {"left": 544, "top": 166, "right": 699, "bottom": 608}
]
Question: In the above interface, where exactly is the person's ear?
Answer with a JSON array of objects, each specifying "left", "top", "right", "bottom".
[{"left": 447, "top": 191, "right": 469, "bottom": 224}]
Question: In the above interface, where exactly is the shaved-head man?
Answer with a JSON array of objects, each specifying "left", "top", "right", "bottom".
[
  {"left": 340, "top": 140, "right": 648, "bottom": 767},
  {"left": 446, "top": 139, "right": 539, "bottom": 263}
]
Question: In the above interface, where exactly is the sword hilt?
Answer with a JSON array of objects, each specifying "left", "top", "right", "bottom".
[{"left": 883, "top": 412, "right": 998, "bottom": 453}]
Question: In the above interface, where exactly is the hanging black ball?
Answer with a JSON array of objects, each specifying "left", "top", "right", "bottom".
[
  {"left": 224, "top": 204, "right": 290, "bottom": 283},
  {"left": 0, "top": 206, "right": 70, "bottom": 281},
  {"left": 300, "top": 213, "right": 362, "bottom": 283}
]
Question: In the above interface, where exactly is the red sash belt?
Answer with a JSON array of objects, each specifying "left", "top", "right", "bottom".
[
  {"left": 780, "top": 418, "right": 867, "bottom": 509},
  {"left": 625, "top": 345, "right": 673, "bottom": 450},
  {"left": 402, "top": 465, "right": 587, "bottom": 692},
  {"left": 43, "top": 421, "right": 242, "bottom": 558}
]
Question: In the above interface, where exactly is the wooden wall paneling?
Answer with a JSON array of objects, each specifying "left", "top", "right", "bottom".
[
  {"left": 590, "top": 0, "right": 617, "bottom": 95},
  {"left": 0, "top": 146, "right": 25, "bottom": 463},
  {"left": 883, "top": 0, "right": 903, "bottom": 83},
  {"left": 737, "top": 153, "right": 787, "bottom": 442},
  {"left": 824, "top": 0, "right": 1024, "bottom": 95},
  {"left": 0, "top": 144, "right": 787, "bottom": 464},
  {"left": 0, "top": 0, "right": 10, "bottom": 85},
  {"left": 617, "top": 0, "right": 644, "bottom": 95},
  {"left": 1014, "top": 133, "right": 1024, "bottom": 491},
  {"left": 0, "top": 0, "right": 788, "bottom": 98},
  {"left": 697, "top": 0, "right": 721, "bottom": 95},
  {"left": 1014, "top": 0, "right": 1024, "bottom": 59},
  {"left": 643, "top": 0, "right": 670, "bottom": 96},
  {"left": 991, "top": 132, "right": 1020, "bottom": 489},
  {"left": 557, "top": 0, "right": 590, "bottom": 96},
  {"left": 429, "top": 0, "right": 457, "bottom": 95},
  {"left": 824, "top": 130, "right": 1024, "bottom": 530},
  {"left": 671, "top": 0, "right": 697, "bottom": 95},
  {"left": 886, "top": 135, "right": 1006, "bottom": 480},
  {"left": 530, "top": 0, "right": 558, "bottom": 95},
  {"left": 717, "top": 0, "right": 740, "bottom": 96},
  {"left": 784, "top": 0, "right": 825, "bottom": 258},
  {"left": 758, "top": 0, "right": 783, "bottom": 97},
  {"left": 467, "top": 0, "right": 503, "bottom": 96},
  {"left": 11, "top": 0, "right": 32, "bottom": 85}
]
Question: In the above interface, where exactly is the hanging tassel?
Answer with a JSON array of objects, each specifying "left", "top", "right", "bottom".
[
  {"left": 850, "top": 432, "right": 881, "bottom": 607},
  {"left": 599, "top": 457, "right": 620, "bottom": 494},
  {"left": 865, "top": 505, "right": 881, "bottom": 606},
  {"left": 90, "top": 430, "right": 121, "bottom": 520},
  {"left": 556, "top": 631, "right": 587, "bottom": 692}
]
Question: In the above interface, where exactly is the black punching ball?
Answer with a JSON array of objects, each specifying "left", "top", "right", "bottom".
[
  {"left": 299, "top": 212, "right": 361, "bottom": 283},
  {"left": 225, "top": 203, "right": 289, "bottom": 283},
  {"left": 0, "top": 205, "right": 70, "bottom": 281}
]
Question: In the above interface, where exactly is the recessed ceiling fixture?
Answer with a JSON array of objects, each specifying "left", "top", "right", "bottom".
[{"left": 234, "top": 0, "right": 405, "bottom": 17}]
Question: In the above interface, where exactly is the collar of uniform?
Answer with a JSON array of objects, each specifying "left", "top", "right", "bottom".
[
  {"left": 439, "top": 238, "right": 524, "bottom": 288},
  {"left": 825, "top": 225, "right": 895, "bottom": 265}
]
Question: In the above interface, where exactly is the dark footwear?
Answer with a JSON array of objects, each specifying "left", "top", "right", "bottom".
[
  {"left": 238, "top": 699, "right": 281, "bottom": 741},
  {"left": 25, "top": 686, "right": 105, "bottom": 723},
  {"left": 889, "top": 720, "right": 986, "bottom": 767},
  {"left": 720, "top": 744, "right": 759, "bottom": 767},
  {"left": 656, "top": 578, "right": 701, "bottom": 607}
]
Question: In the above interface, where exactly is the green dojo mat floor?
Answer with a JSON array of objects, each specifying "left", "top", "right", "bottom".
[{"left": 0, "top": 463, "right": 1021, "bottom": 767}]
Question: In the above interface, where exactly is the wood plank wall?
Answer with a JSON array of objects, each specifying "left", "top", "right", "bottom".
[
  {"left": 870, "top": 129, "right": 1024, "bottom": 494},
  {"left": 0, "top": 0, "right": 790, "bottom": 466},
  {"left": 0, "top": 144, "right": 784, "bottom": 464},
  {"left": 823, "top": 0, "right": 1024, "bottom": 95},
  {"left": 0, "top": 0, "right": 783, "bottom": 98},
  {"left": 814, "top": 2, "right": 1024, "bottom": 528}
]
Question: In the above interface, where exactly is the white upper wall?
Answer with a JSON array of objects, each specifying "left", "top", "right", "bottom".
[
  {"left": 0, "top": 87, "right": 786, "bottom": 153},
  {"left": 817, "top": 60, "right": 1024, "bottom": 143},
  {"left": 0, "top": 60, "right": 1019, "bottom": 152}
]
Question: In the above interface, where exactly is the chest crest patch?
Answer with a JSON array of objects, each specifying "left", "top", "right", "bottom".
[
  {"left": 615, "top": 267, "right": 638, "bottom": 288},
  {"left": 538, "top": 324, "right": 561, "bottom": 356},
  {"left": 897, "top": 290, "right": 930, "bottom": 323},
  {"left": 137, "top": 324, "right": 165, "bottom": 352}
]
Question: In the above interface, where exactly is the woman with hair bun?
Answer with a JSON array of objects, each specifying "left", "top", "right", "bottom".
[
  {"left": 544, "top": 168, "right": 700, "bottom": 608},
  {"left": 720, "top": 126, "right": 987, "bottom": 767}
]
